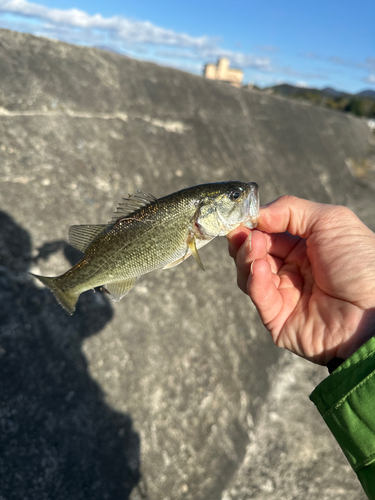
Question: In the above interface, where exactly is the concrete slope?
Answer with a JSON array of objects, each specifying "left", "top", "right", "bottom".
[{"left": 0, "top": 28, "right": 374, "bottom": 500}]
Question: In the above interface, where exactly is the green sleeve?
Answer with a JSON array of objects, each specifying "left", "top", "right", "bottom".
[{"left": 310, "top": 336, "right": 375, "bottom": 499}]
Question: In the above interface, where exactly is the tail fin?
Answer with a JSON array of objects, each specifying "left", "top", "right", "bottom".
[{"left": 31, "top": 274, "right": 79, "bottom": 315}]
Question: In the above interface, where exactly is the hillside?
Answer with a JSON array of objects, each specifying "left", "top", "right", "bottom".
[
  {"left": 0, "top": 28, "right": 374, "bottom": 500},
  {"left": 264, "top": 83, "right": 375, "bottom": 118}
]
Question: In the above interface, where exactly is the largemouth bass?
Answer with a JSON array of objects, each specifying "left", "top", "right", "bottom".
[{"left": 33, "top": 181, "right": 259, "bottom": 314}]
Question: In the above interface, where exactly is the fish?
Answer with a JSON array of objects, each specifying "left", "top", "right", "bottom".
[{"left": 32, "top": 181, "right": 259, "bottom": 314}]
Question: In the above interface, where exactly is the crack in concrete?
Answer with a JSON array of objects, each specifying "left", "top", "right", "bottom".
[
  {"left": 0, "top": 106, "right": 129, "bottom": 122},
  {"left": 0, "top": 107, "right": 190, "bottom": 133}
]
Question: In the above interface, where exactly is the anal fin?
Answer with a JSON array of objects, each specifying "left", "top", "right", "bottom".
[
  {"left": 105, "top": 278, "right": 137, "bottom": 302},
  {"left": 162, "top": 252, "right": 191, "bottom": 269}
]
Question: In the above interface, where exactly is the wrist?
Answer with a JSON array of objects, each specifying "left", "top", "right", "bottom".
[
  {"left": 336, "top": 313, "right": 375, "bottom": 364},
  {"left": 328, "top": 327, "right": 375, "bottom": 374}
]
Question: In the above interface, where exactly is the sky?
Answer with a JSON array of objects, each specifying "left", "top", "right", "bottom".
[{"left": 0, "top": 0, "right": 374, "bottom": 93}]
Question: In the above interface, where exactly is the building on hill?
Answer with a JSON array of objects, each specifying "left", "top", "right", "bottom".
[
  {"left": 243, "top": 82, "right": 255, "bottom": 90},
  {"left": 203, "top": 58, "right": 243, "bottom": 88}
]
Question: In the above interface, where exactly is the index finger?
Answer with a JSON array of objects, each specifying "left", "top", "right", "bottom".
[
  {"left": 227, "top": 227, "right": 301, "bottom": 262},
  {"left": 258, "top": 195, "right": 332, "bottom": 238}
]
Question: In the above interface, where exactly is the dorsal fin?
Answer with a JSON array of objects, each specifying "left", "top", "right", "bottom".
[
  {"left": 111, "top": 191, "right": 157, "bottom": 222},
  {"left": 68, "top": 224, "right": 108, "bottom": 253}
]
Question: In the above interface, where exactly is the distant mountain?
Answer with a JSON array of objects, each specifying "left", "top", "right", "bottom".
[
  {"left": 262, "top": 84, "right": 375, "bottom": 118},
  {"left": 357, "top": 89, "right": 375, "bottom": 100},
  {"left": 263, "top": 83, "right": 318, "bottom": 97},
  {"left": 321, "top": 87, "right": 346, "bottom": 98},
  {"left": 94, "top": 45, "right": 126, "bottom": 56}
]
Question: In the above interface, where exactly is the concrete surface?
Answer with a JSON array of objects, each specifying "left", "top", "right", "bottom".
[{"left": 0, "top": 28, "right": 374, "bottom": 499}]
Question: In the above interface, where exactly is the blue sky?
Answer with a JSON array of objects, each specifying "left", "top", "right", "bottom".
[{"left": 0, "top": 0, "right": 374, "bottom": 93}]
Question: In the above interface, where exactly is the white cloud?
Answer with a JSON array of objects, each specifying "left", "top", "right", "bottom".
[
  {"left": 258, "top": 45, "right": 280, "bottom": 53},
  {"left": 154, "top": 47, "right": 270, "bottom": 71},
  {"left": 302, "top": 52, "right": 319, "bottom": 60},
  {"left": 0, "top": 0, "right": 275, "bottom": 76},
  {"left": 363, "top": 74, "right": 375, "bottom": 85},
  {"left": 296, "top": 81, "right": 308, "bottom": 88},
  {"left": 365, "top": 58, "right": 375, "bottom": 72},
  {"left": 1, "top": 0, "right": 365, "bottom": 90},
  {"left": 0, "top": 0, "right": 215, "bottom": 48}
]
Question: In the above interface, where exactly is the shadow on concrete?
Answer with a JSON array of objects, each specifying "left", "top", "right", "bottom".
[{"left": 0, "top": 211, "right": 143, "bottom": 500}]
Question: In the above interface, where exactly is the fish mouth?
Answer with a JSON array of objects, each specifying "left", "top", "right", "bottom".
[{"left": 244, "top": 182, "right": 260, "bottom": 228}]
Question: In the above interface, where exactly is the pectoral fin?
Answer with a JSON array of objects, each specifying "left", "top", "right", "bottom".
[
  {"left": 162, "top": 253, "right": 191, "bottom": 269},
  {"left": 188, "top": 235, "right": 205, "bottom": 271},
  {"left": 105, "top": 278, "right": 137, "bottom": 302}
]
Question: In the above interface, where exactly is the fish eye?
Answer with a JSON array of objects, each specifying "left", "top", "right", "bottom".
[{"left": 229, "top": 189, "right": 243, "bottom": 201}]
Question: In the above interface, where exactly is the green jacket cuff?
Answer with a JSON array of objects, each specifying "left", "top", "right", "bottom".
[{"left": 310, "top": 336, "right": 375, "bottom": 497}]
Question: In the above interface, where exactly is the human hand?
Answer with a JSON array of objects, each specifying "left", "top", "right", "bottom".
[{"left": 227, "top": 196, "right": 375, "bottom": 365}]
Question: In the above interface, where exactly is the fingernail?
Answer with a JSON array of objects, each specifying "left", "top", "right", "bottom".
[{"left": 250, "top": 260, "right": 255, "bottom": 276}]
